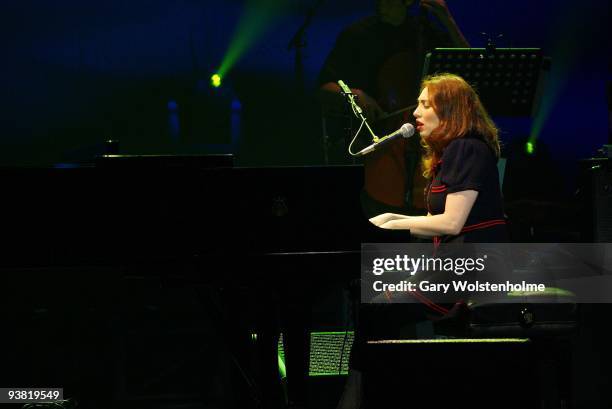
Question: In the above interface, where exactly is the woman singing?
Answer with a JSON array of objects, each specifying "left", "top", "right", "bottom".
[
  {"left": 370, "top": 73, "right": 507, "bottom": 243},
  {"left": 337, "top": 74, "right": 508, "bottom": 409}
]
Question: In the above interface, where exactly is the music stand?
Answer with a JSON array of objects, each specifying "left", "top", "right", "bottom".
[{"left": 422, "top": 48, "right": 546, "bottom": 117}]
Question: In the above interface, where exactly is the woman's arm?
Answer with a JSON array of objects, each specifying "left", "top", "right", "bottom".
[
  {"left": 374, "top": 190, "right": 478, "bottom": 237},
  {"left": 421, "top": 0, "right": 470, "bottom": 47},
  {"left": 368, "top": 212, "right": 412, "bottom": 226},
  {"left": 436, "top": 12, "right": 470, "bottom": 48}
]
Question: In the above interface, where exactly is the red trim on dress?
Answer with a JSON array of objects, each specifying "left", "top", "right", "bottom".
[
  {"left": 460, "top": 219, "right": 506, "bottom": 233},
  {"left": 430, "top": 185, "right": 447, "bottom": 193},
  {"left": 410, "top": 290, "right": 450, "bottom": 314}
]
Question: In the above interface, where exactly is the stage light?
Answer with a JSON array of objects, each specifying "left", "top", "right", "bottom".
[
  {"left": 278, "top": 353, "right": 287, "bottom": 379},
  {"left": 526, "top": 141, "right": 535, "bottom": 155},
  {"left": 211, "top": 74, "right": 222, "bottom": 88},
  {"left": 216, "top": 0, "right": 289, "bottom": 79},
  {"left": 529, "top": 1, "right": 587, "bottom": 144}
]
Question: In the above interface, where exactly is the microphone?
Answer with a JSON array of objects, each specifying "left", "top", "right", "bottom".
[{"left": 356, "top": 123, "right": 415, "bottom": 156}]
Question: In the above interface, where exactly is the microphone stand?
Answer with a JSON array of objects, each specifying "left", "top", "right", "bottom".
[
  {"left": 337, "top": 80, "right": 378, "bottom": 143},
  {"left": 288, "top": 0, "right": 327, "bottom": 163},
  {"left": 287, "top": 0, "right": 325, "bottom": 95}
]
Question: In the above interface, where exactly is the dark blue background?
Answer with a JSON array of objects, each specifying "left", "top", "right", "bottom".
[{"left": 1, "top": 0, "right": 610, "bottom": 168}]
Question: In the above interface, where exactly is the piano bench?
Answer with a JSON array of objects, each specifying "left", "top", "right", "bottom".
[
  {"left": 467, "top": 287, "right": 578, "bottom": 338},
  {"left": 464, "top": 293, "right": 578, "bottom": 409},
  {"left": 360, "top": 295, "right": 578, "bottom": 409},
  {"left": 363, "top": 338, "right": 538, "bottom": 409}
]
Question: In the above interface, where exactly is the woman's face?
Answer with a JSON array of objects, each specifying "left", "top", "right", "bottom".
[{"left": 413, "top": 87, "right": 440, "bottom": 138}]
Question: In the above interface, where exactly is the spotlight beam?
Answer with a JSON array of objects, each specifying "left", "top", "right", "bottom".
[{"left": 217, "top": 0, "right": 289, "bottom": 79}]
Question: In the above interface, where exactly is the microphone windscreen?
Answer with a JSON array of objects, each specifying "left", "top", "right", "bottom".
[{"left": 400, "top": 123, "right": 415, "bottom": 138}]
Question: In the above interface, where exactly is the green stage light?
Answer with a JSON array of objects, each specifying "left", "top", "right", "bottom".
[
  {"left": 526, "top": 141, "right": 535, "bottom": 155},
  {"left": 529, "top": 1, "right": 597, "bottom": 143},
  {"left": 217, "top": 0, "right": 289, "bottom": 79},
  {"left": 278, "top": 353, "right": 287, "bottom": 379},
  {"left": 211, "top": 74, "right": 222, "bottom": 88}
]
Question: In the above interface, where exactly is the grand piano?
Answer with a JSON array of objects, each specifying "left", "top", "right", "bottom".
[
  {"left": 2, "top": 155, "right": 399, "bottom": 267},
  {"left": 1, "top": 155, "right": 408, "bottom": 408}
]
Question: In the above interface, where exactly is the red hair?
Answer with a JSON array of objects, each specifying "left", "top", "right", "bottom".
[{"left": 420, "top": 73, "right": 500, "bottom": 178}]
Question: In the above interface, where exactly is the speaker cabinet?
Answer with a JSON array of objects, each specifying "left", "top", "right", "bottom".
[{"left": 580, "top": 158, "right": 612, "bottom": 242}]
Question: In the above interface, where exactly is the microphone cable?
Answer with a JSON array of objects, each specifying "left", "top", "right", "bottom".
[{"left": 347, "top": 116, "right": 368, "bottom": 157}]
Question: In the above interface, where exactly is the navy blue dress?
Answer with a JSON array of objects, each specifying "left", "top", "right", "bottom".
[{"left": 426, "top": 133, "right": 508, "bottom": 244}]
